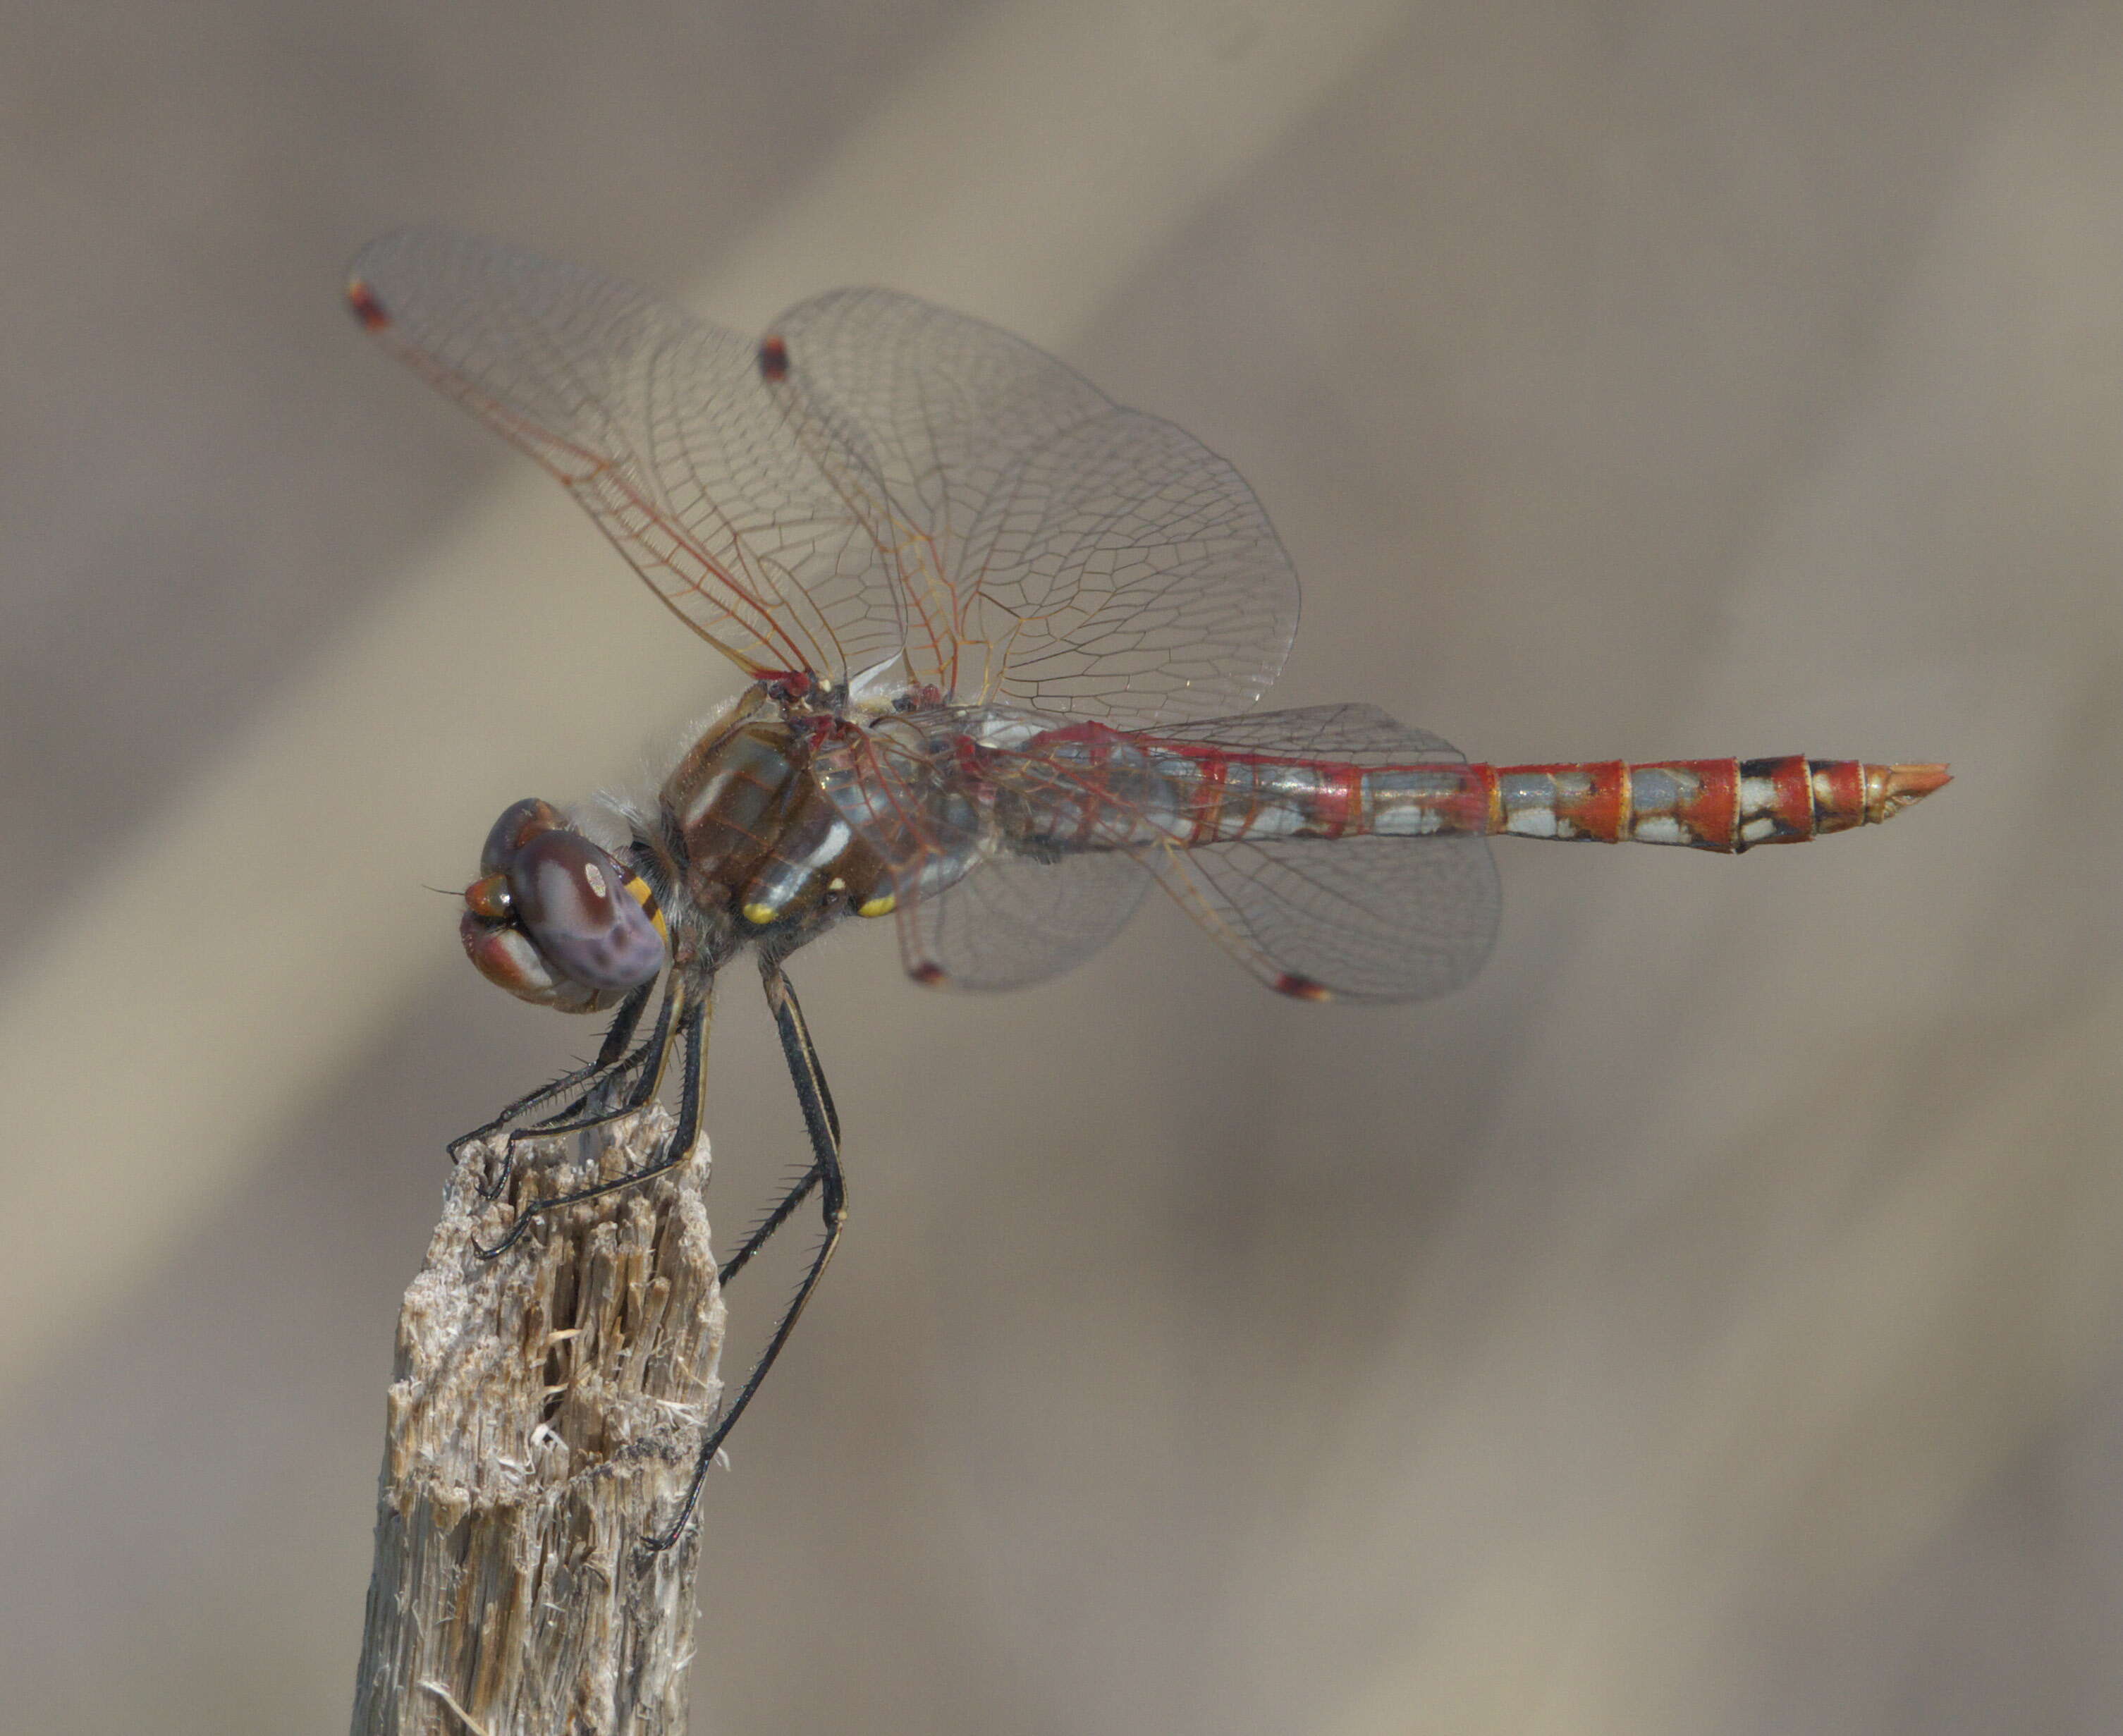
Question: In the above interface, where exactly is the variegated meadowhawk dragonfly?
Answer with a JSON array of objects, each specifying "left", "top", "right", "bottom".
[{"left": 349, "top": 228, "right": 1946, "bottom": 1549}]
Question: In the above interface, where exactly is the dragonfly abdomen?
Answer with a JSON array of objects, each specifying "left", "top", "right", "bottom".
[
  {"left": 1168, "top": 752, "right": 1486, "bottom": 843},
  {"left": 1475, "top": 757, "right": 1950, "bottom": 852},
  {"left": 1136, "top": 742, "right": 1948, "bottom": 854}
]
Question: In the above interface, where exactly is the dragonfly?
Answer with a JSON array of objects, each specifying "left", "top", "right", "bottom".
[{"left": 348, "top": 228, "right": 1947, "bottom": 1550}]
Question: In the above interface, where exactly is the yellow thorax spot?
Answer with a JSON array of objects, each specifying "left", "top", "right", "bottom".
[{"left": 856, "top": 891, "right": 897, "bottom": 918}]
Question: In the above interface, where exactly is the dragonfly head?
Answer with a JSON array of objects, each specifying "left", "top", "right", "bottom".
[{"left": 459, "top": 798, "right": 669, "bottom": 1013}]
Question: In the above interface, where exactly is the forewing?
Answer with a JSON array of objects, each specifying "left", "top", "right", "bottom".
[
  {"left": 768, "top": 290, "right": 1299, "bottom": 721},
  {"left": 348, "top": 228, "right": 881, "bottom": 682},
  {"left": 1146, "top": 705, "right": 1500, "bottom": 1003}
]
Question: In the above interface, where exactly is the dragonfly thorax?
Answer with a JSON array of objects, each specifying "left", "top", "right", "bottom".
[{"left": 659, "top": 690, "right": 896, "bottom": 943}]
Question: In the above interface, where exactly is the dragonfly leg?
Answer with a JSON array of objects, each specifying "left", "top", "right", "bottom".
[
  {"left": 474, "top": 984, "right": 676, "bottom": 1203},
  {"left": 472, "top": 986, "right": 706, "bottom": 1259},
  {"left": 494, "top": 974, "right": 683, "bottom": 1151},
  {"left": 716, "top": 971, "right": 840, "bottom": 1286},
  {"left": 476, "top": 1023, "right": 672, "bottom": 1203},
  {"left": 717, "top": 1168, "right": 821, "bottom": 1288},
  {"left": 448, "top": 979, "right": 655, "bottom": 1192},
  {"left": 643, "top": 958, "right": 846, "bottom": 1554}
]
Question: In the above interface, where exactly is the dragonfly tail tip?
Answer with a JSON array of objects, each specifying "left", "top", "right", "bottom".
[{"left": 1866, "top": 762, "right": 1952, "bottom": 824}]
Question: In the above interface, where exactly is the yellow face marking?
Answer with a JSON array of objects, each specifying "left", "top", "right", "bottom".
[{"left": 855, "top": 891, "right": 898, "bottom": 919}]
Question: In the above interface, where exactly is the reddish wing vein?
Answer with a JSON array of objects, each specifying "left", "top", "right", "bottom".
[
  {"left": 730, "top": 286, "right": 1302, "bottom": 721},
  {"left": 351, "top": 231, "right": 1303, "bottom": 722},
  {"left": 350, "top": 228, "right": 889, "bottom": 683}
]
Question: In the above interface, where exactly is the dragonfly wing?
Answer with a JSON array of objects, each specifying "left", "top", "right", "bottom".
[
  {"left": 1154, "top": 704, "right": 1418, "bottom": 755},
  {"left": 766, "top": 289, "right": 1300, "bottom": 721},
  {"left": 1145, "top": 706, "right": 1501, "bottom": 1003},
  {"left": 1151, "top": 833, "right": 1498, "bottom": 1003},
  {"left": 893, "top": 850, "right": 1154, "bottom": 992},
  {"left": 348, "top": 228, "right": 883, "bottom": 683}
]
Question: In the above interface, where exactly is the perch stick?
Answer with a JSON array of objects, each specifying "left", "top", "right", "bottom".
[{"left": 351, "top": 1104, "right": 723, "bottom": 1735}]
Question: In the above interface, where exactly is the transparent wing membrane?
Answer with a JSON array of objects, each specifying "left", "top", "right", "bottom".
[
  {"left": 1146, "top": 702, "right": 1460, "bottom": 759},
  {"left": 1139, "top": 706, "right": 1500, "bottom": 1001},
  {"left": 771, "top": 285, "right": 1299, "bottom": 719},
  {"left": 1151, "top": 831, "right": 1498, "bottom": 1003},
  {"left": 350, "top": 229, "right": 871, "bottom": 679},
  {"left": 895, "top": 850, "right": 1154, "bottom": 991},
  {"left": 352, "top": 231, "right": 1299, "bottom": 717}
]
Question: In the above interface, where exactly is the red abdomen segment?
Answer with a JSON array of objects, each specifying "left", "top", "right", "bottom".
[
  {"left": 1476, "top": 757, "right": 1951, "bottom": 851},
  {"left": 1141, "top": 741, "right": 1950, "bottom": 853}
]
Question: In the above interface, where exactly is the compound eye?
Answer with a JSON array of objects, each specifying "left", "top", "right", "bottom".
[
  {"left": 508, "top": 829, "right": 667, "bottom": 992},
  {"left": 480, "top": 797, "right": 566, "bottom": 876}
]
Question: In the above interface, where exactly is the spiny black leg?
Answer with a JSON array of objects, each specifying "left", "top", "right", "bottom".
[
  {"left": 791, "top": 974, "right": 842, "bottom": 1150},
  {"left": 473, "top": 991, "right": 702, "bottom": 1259},
  {"left": 643, "top": 960, "right": 846, "bottom": 1554},
  {"left": 709, "top": 950, "right": 848, "bottom": 1285},
  {"left": 713, "top": 955, "right": 843, "bottom": 1283},
  {"left": 473, "top": 989, "right": 706, "bottom": 1260},
  {"left": 448, "top": 979, "right": 654, "bottom": 1179},
  {"left": 474, "top": 979, "right": 674, "bottom": 1202},
  {"left": 477, "top": 1015, "right": 672, "bottom": 1203},
  {"left": 509, "top": 974, "right": 682, "bottom": 1144},
  {"left": 763, "top": 961, "right": 840, "bottom": 1202},
  {"left": 716, "top": 1168, "right": 821, "bottom": 1288}
]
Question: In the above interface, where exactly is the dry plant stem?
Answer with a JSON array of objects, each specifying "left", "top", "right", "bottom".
[{"left": 351, "top": 1106, "right": 723, "bottom": 1736}]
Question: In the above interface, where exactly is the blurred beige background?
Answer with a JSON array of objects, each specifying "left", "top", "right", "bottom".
[{"left": 2, "top": 1, "right": 2118, "bottom": 1731}]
